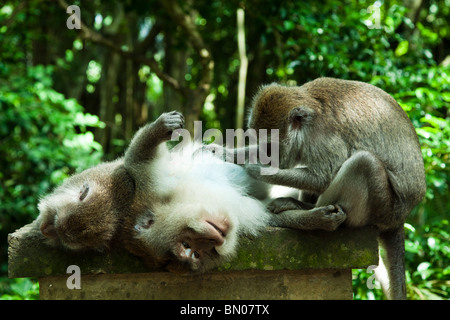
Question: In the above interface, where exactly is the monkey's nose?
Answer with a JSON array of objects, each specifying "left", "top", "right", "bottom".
[
  {"left": 206, "top": 220, "right": 229, "bottom": 237},
  {"left": 196, "top": 237, "right": 223, "bottom": 250}
]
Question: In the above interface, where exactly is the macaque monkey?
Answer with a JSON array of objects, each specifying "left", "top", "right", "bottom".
[
  {"left": 37, "top": 110, "right": 344, "bottom": 273},
  {"left": 36, "top": 111, "right": 184, "bottom": 250},
  {"left": 118, "top": 115, "right": 344, "bottom": 273},
  {"left": 124, "top": 143, "right": 271, "bottom": 273},
  {"left": 217, "top": 77, "right": 426, "bottom": 299},
  {"left": 37, "top": 159, "right": 131, "bottom": 250}
]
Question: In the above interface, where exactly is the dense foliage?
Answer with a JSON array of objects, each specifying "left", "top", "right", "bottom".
[
  {"left": 0, "top": 0, "right": 448, "bottom": 299},
  {"left": 0, "top": 63, "right": 104, "bottom": 299}
]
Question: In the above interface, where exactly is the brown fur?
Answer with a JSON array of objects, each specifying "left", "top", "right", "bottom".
[
  {"left": 36, "top": 112, "right": 275, "bottom": 273},
  {"left": 234, "top": 77, "right": 426, "bottom": 299},
  {"left": 36, "top": 112, "right": 183, "bottom": 252}
]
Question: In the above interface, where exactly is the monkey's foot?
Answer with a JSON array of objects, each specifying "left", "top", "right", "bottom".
[
  {"left": 267, "top": 197, "right": 315, "bottom": 214},
  {"left": 272, "top": 205, "right": 347, "bottom": 231},
  {"left": 311, "top": 205, "right": 346, "bottom": 231}
]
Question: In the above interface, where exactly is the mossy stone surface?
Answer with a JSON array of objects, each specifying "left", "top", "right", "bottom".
[{"left": 8, "top": 221, "right": 378, "bottom": 278}]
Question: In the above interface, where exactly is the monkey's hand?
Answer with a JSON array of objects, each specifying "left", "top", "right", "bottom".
[
  {"left": 245, "top": 164, "right": 263, "bottom": 177},
  {"left": 308, "top": 205, "right": 346, "bottom": 231},
  {"left": 199, "top": 144, "right": 239, "bottom": 163},
  {"left": 245, "top": 164, "right": 281, "bottom": 179},
  {"left": 267, "top": 197, "right": 315, "bottom": 214},
  {"left": 153, "top": 111, "right": 185, "bottom": 142},
  {"left": 200, "top": 143, "right": 226, "bottom": 159}
]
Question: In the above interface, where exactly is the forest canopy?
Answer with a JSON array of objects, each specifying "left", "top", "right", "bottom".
[{"left": 0, "top": 0, "right": 448, "bottom": 299}]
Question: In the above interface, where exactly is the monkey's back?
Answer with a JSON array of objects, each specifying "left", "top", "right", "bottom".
[
  {"left": 308, "top": 78, "right": 425, "bottom": 202},
  {"left": 251, "top": 78, "right": 426, "bottom": 212}
]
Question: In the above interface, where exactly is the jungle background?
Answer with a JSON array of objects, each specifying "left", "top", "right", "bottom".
[{"left": 0, "top": 0, "right": 448, "bottom": 300}]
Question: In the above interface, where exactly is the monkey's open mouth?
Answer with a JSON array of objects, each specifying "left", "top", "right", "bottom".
[{"left": 206, "top": 221, "right": 228, "bottom": 237}]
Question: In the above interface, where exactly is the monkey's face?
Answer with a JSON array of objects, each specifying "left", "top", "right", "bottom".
[
  {"left": 133, "top": 203, "right": 238, "bottom": 273},
  {"left": 38, "top": 179, "right": 117, "bottom": 251}
]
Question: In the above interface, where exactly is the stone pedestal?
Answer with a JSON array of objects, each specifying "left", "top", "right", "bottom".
[{"left": 8, "top": 221, "right": 378, "bottom": 300}]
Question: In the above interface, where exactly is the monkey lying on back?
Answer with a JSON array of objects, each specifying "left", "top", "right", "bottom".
[
  {"left": 37, "top": 111, "right": 344, "bottom": 272},
  {"left": 214, "top": 77, "right": 426, "bottom": 299},
  {"left": 36, "top": 112, "right": 185, "bottom": 251}
]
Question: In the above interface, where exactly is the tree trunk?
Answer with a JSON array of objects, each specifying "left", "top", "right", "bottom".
[
  {"left": 97, "top": 51, "right": 122, "bottom": 155},
  {"left": 236, "top": 8, "right": 248, "bottom": 146}
]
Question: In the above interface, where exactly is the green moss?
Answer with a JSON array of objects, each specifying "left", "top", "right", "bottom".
[
  {"left": 9, "top": 224, "right": 379, "bottom": 277},
  {"left": 225, "top": 227, "right": 378, "bottom": 270}
]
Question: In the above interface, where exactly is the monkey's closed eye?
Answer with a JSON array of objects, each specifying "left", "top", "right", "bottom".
[{"left": 79, "top": 183, "right": 90, "bottom": 201}]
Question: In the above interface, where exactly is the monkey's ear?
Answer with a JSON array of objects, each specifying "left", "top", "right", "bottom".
[
  {"left": 79, "top": 182, "right": 90, "bottom": 201},
  {"left": 134, "top": 210, "right": 155, "bottom": 232},
  {"left": 289, "top": 106, "right": 313, "bottom": 129}
]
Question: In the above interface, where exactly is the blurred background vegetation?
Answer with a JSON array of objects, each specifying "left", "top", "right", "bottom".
[{"left": 0, "top": 0, "right": 448, "bottom": 300}]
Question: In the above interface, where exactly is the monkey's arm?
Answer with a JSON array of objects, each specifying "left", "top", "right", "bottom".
[
  {"left": 205, "top": 143, "right": 328, "bottom": 192},
  {"left": 267, "top": 205, "right": 346, "bottom": 231},
  {"left": 124, "top": 111, "right": 184, "bottom": 166},
  {"left": 206, "top": 144, "right": 328, "bottom": 192},
  {"left": 203, "top": 144, "right": 259, "bottom": 164},
  {"left": 245, "top": 165, "right": 329, "bottom": 194}
]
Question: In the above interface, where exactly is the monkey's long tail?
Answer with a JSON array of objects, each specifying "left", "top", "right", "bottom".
[{"left": 376, "top": 226, "right": 407, "bottom": 300}]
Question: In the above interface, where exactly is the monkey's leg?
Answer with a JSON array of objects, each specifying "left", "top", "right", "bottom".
[
  {"left": 316, "top": 151, "right": 405, "bottom": 299},
  {"left": 268, "top": 205, "right": 346, "bottom": 231},
  {"left": 315, "top": 150, "right": 393, "bottom": 227}
]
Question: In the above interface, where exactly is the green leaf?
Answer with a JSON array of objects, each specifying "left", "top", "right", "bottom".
[
  {"left": 442, "top": 92, "right": 450, "bottom": 102},
  {"left": 283, "top": 20, "right": 295, "bottom": 31},
  {"left": 395, "top": 40, "right": 409, "bottom": 57},
  {"left": 417, "top": 262, "right": 432, "bottom": 280}
]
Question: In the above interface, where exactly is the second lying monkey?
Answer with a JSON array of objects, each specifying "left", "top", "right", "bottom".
[
  {"left": 127, "top": 141, "right": 345, "bottom": 273},
  {"left": 37, "top": 111, "right": 344, "bottom": 272}
]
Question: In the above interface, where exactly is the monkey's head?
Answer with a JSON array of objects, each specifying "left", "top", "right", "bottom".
[
  {"left": 130, "top": 179, "right": 254, "bottom": 273},
  {"left": 250, "top": 83, "right": 320, "bottom": 134},
  {"left": 249, "top": 84, "right": 290, "bottom": 135},
  {"left": 37, "top": 161, "right": 134, "bottom": 251},
  {"left": 132, "top": 202, "right": 237, "bottom": 273},
  {"left": 249, "top": 83, "right": 319, "bottom": 167}
]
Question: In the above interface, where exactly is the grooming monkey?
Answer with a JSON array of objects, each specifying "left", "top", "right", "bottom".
[
  {"left": 37, "top": 110, "right": 344, "bottom": 272},
  {"left": 216, "top": 77, "right": 426, "bottom": 299}
]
